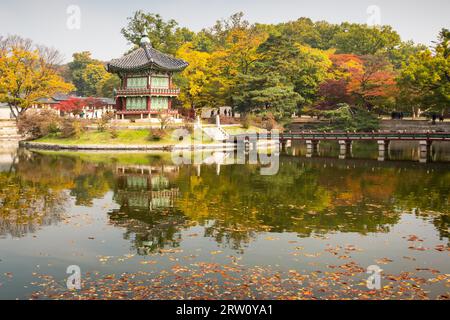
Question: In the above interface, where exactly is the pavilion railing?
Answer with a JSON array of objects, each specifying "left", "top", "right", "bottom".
[{"left": 115, "top": 87, "right": 180, "bottom": 96}]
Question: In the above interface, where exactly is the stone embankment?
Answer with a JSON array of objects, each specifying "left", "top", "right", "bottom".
[{"left": 0, "top": 120, "right": 21, "bottom": 141}]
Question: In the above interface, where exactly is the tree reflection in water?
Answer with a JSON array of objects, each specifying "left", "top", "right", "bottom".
[
  {"left": 0, "top": 151, "right": 67, "bottom": 238},
  {"left": 1, "top": 150, "right": 448, "bottom": 251}
]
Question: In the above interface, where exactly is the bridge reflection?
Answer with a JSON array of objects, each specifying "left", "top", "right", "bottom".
[{"left": 285, "top": 140, "right": 450, "bottom": 163}]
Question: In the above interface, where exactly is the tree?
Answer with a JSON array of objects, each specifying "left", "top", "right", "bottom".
[
  {"left": 96, "top": 74, "right": 120, "bottom": 98},
  {"left": 121, "top": 10, "right": 194, "bottom": 55},
  {"left": 175, "top": 14, "right": 269, "bottom": 111},
  {"left": 0, "top": 36, "right": 74, "bottom": 120},
  {"left": 398, "top": 29, "right": 449, "bottom": 117},
  {"left": 322, "top": 53, "right": 397, "bottom": 111},
  {"left": 233, "top": 73, "right": 302, "bottom": 119},
  {"left": 332, "top": 23, "right": 401, "bottom": 55},
  {"left": 67, "top": 51, "right": 96, "bottom": 96},
  {"left": 316, "top": 78, "right": 351, "bottom": 110},
  {"left": 55, "top": 97, "right": 85, "bottom": 116},
  {"left": 67, "top": 51, "right": 112, "bottom": 97},
  {"left": 176, "top": 43, "right": 213, "bottom": 109},
  {"left": 256, "top": 35, "right": 331, "bottom": 110},
  {"left": 276, "top": 18, "right": 340, "bottom": 50},
  {"left": 388, "top": 40, "right": 428, "bottom": 70},
  {"left": 55, "top": 97, "right": 105, "bottom": 117},
  {"left": 346, "top": 54, "right": 398, "bottom": 111},
  {"left": 82, "top": 63, "right": 110, "bottom": 96}
]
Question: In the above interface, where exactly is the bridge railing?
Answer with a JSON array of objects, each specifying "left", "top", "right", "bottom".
[
  {"left": 282, "top": 131, "right": 450, "bottom": 141},
  {"left": 232, "top": 131, "right": 450, "bottom": 141}
]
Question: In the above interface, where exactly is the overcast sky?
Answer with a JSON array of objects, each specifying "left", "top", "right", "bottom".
[{"left": 0, "top": 0, "right": 448, "bottom": 62}]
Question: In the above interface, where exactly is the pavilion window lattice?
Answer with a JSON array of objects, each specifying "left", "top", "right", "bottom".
[
  {"left": 151, "top": 76, "right": 169, "bottom": 89},
  {"left": 151, "top": 97, "right": 169, "bottom": 110},
  {"left": 126, "top": 97, "right": 147, "bottom": 111},
  {"left": 127, "top": 77, "right": 147, "bottom": 89}
]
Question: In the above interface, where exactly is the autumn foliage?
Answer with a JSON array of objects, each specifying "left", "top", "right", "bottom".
[
  {"left": 317, "top": 53, "right": 398, "bottom": 112},
  {"left": 55, "top": 97, "right": 106, "bottom": 115}
]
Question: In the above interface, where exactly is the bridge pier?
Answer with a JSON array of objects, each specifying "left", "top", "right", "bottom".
[
  {"left": 338, "top": 140, "right": 352, "bottom": 159},
  {"left": 306, "top": 140, "right": 320, "bottom": 158},
  {"left": 377, "top": 140, "right": 390, "bottom": 161},
  {"left": 281, "top": 139, "right": 291, "bottom": 152},
  {"left": 419, "top": 140, "right": 432, "bottom": 163}
]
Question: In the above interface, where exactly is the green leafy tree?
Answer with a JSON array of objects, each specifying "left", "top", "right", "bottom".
[
  {"left": 67, "top": 51, "right": 112, "bottom": 97},
  {"left": 121, "top": 10, "right": 194, "bottom": 55},
  {"left": 82, "top": 64, "right": 110, "bottom": 96},
  {"left": 233, "top": 73, "right": 303, "bottom": 119},
  {"left": 332, "top": 23, "right": 401, "bottom": 55},
  {"left": 398, "top": 29, "right": 450, "bottom": 117},
  {"left": 256, "top": 35, "right": 331, "bottom": 110},
  {"left": 96, "top": 74, "right": 121, "bottom": 98}
]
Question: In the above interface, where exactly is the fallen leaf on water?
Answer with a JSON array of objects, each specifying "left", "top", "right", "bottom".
[{"left": 375, "top": 258, "right": 394, "bottom": 265}]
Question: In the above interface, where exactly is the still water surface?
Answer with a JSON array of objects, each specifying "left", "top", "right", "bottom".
[{"left": 0, "top": 142, "right": 449, "bottom": 299}]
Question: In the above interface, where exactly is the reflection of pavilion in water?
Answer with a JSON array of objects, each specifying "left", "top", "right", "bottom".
[
  {"left": 113, "top": 164, "right": 180, "bottom": 211},
  {"left": 109, "top": 164, "right": 186, "bottom": 254}
]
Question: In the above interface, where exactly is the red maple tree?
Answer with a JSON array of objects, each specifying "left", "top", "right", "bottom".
[
  {"left": 318, "top": 54, "right": 398, "bottom": 110},
  {"left": 55, "top": 97, "right": 85, "bottom": 115},
  {"left": 55, "top": 97, "right": 106, "bottom": 116}
]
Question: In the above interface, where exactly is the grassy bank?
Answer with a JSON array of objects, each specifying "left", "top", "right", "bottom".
[
  {"left": 35, "top": 129, "right": 173, "bottom": 145},
  {"left": 32, "top": 126, "right": 266, "bottom": 146}
]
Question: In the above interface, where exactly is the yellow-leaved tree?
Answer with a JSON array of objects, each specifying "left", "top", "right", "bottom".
[
  {"left": 0, "top": 36, "right": 74, "bottom": 120},
  {"left": 176, "top": 43, "right": 213, "bottom": 109}
]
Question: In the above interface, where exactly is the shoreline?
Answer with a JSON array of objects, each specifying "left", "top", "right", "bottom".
[
  {"left": 20, "top": 141, "right": 236, "bottom": 151},
  {"left": 20, "top": 140, "right": 278, "bottom": 152}
]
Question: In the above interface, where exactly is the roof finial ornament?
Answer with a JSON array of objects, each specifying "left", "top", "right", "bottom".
[{"left": 140, "top": 36, "right": 151, "bottom": 48}]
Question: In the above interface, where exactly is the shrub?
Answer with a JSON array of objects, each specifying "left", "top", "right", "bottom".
[
  {"left": 97, "top": 111, "right": 114, "bottom": 132},
  {"left": 148, "top": 129, "right": 166, "bottom": 141},
  {"left": 158, "top": 113, "right": 173, "bottom": 130},
  {"left": 241, "top": 115, "right": 251, "bottom": 129},
  {"left": 17, "top": 110, "right": 61, "bottom": 139},
  {"left": 60, "top": 119, "right": 85, "bottom": 138},
  {"left": 318, "top": 104, "right": 380, "bottom": 132},
  {"left": 220, "top": 116, "right": 239, "bottom": 125},
  {"left": 183, "top": 123, "right": 194, "bottom": 135},
  {"left": 47, "top": 122, "right": 61, "bottom": 135},
  {"left": 262, "top": 113, "right": 278, "bottom": 131},
  {"left": 109, "top": 127, "right": 118, "bottom": 139}
]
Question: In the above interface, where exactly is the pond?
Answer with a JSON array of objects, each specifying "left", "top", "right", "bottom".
[{"left": 0, "top": 142, "right": 449, "bottom": 299}]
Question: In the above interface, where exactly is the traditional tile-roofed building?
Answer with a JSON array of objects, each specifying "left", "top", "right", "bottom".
[
  {"left": 32, "top": 94, "right": 116, "bottom": 118},
  {"left": 106, "top": 37, "right": 188, "bottom": 120}
]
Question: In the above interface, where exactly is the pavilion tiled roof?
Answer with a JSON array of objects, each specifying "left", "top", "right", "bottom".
[{"left": 107, "top": 43, "right": 188, "bottom": 73}]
